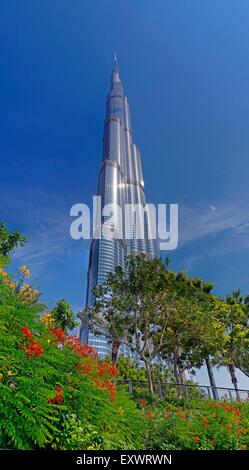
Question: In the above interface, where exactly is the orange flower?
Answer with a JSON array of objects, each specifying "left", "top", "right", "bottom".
[
  {"left": 140, "top": 399, "right": 148, "bottom": 407},
  {"left": 202, "top": 416, "right": 208, "bottom": 427},
  {"left": 226, "top": 423, "right": 232, "bottom": 434},
  {"left": 234, "top": 418, "right": 242, "bottom": 425},
  {"left": 193, "top": 436, "right": 200, "bottom": 444},
  {"left": 210, "top": 439, "right": 216, "bottom": 447},
  {"left": 146, "top": 411, "right": 155, "bottom": 420},
  {"left": 237, "top": 428, "right": 248, "bottom": 436},
  {"left": 177, "top": 410, "right": 185, "bottom": 420}
]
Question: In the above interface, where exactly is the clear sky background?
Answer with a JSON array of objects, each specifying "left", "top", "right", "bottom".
[{"left": 0, "top": 1, "right": 249, "bottom": 389}]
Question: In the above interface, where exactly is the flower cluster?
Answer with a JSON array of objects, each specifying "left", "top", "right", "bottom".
[
  {"left": 66, "top": 335, "right": 98, "bottom": 358},
  {"left": 19, "top": 265, "right": 30, "bottom": 277},
  {"left": 177, "top": 409, "right": 185, "bottom": 420},
  {"left": 0, "top": 268, "right": 8, "bottom": 277},
  {"left": 49, "top": 386, "right": 64, "bottom": 405},
  {"left": 0, "top": 268, "right": 15, "bottom": 289},
  {"left": 21, "top": 326, "right": 32, "bottom": 338},
  {"left": 47, "top": 327, "right": 118, "bottom": 401},
  {"left": 49, "top": 326, "right": 67, "bottom": 344},
  {"left": 40, "top": 312, "right": 55, "bottom": 328},
  {"left": 20, "top": 326, "right": 43, "bottom": 358},
  {"left": 76, "top": 361, "right": 94, "bottom": 375},
  {"left": 18, "top": 284, "right": 39, "bottom": 305},
  {"left": 25, "top": 339, "right": 43, "bottom": 358},
  {"left": 50, "top": 328, "right": 98, "bottom": 359},
  {"left": 146, "top": 411, "right": 155, "bottom": 420},
  {"left": 202, "top": 416, "right": 208, "bottom": 428},
  {"left": 76, "top": 359, "right": 118, "bottom": 400},
  {"left": 97, "top": 361, "right": 118, "bottom": 377},
  {"left": 95, "top": 378, "right": 116, "bottom": 401},
  {"left": 140, "top": 399, "right": 148, "bottom": 407},
  {"left": 209, "top": 401, "right": 240, "bottom": 413}
]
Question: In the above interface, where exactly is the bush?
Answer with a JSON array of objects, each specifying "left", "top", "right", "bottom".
[
  {"left": 0, "top": 264, "right": 146, "bottom": 450},
  {"left": 139, "top": 398, "right": 249, "bottom": 450}
]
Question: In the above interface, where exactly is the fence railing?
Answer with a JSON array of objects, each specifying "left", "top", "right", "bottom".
[{"left": 116, "top": 379, "right": 249, "bottom": 401}]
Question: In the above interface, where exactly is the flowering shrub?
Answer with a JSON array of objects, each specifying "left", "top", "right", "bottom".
[
  {"left": 0, "top": 264, "right": 40, "bottom": 305},
  {"left": 142, "top": 398, "right": 249, "bottom": 450},
  {"left": 0, "top": 267, "right": 145, "bottom": 450},
  {"left": 47, "top": 326, "right": 118, "bottom": 400}
]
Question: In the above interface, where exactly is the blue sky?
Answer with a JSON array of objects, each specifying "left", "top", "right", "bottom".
[{"left": 1, "top": 1, "right": 249, "bottom": 388}]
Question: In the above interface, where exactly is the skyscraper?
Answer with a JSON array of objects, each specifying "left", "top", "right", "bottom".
[{"left": 80, "top": 57, "right": 158, "bottom": 356}]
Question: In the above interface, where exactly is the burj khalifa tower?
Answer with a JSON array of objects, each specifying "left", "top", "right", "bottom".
[{"left": 80, "top": 57, "right": 158, "bottom": 356}]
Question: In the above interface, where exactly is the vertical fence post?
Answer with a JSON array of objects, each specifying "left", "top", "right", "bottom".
[{"left": 128, "top": 380, "right": 133, "bottom": 395}]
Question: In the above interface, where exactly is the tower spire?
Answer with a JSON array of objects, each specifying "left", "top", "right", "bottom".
[{"left": 112, "top": 52, "right": 119, "bottom": 74}]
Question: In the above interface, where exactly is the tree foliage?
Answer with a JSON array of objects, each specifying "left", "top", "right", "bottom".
[
  {"left": 51, "top": 299, "right": 78, "bottom": 333},
  {"left": 81, "top": 254, "right": 249, "bottom": 397},
  {"left": 0, "top": 222, "right": 26, "bottom": 257}
]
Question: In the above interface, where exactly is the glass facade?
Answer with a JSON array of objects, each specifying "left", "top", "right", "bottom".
[{"left": 80, "top": 58, "right": 158, "bottom": 357}]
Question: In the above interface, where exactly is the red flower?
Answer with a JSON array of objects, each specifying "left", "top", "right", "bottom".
[
  {"left": 53, "top": 394, "right": 63, "bottom": 404},
  {"left": 49, "top": 327, "right": 67, "bottom": 344},
  {"left": 210, "top": 439, "right": 216, "bottom": 447},
  {"left": 49, "top": 386, "right": 64, "bottom": 405},
  {"left": 97, "top": 361, "right": 118, "bottom": 377},
  {"left": 25, "top": 339, "right": 43, "bottom": 358},
  {"left": 202, "top": 416, "right": 208, "bottom": 427},
  {"left": 65, "top": 336, "right": 98, "bottom": 358},
  {"left": 193, "top": 436, "right": 200, "bottom": 444},
  {"left": 146, "top": 411, "right": 155, "bottom": 420},
  {"left": 76, "top": 362, "right": 93, "bottom": 374},
  {"left": 140, "top": 399, "right": 148, "bottom": 407},
  {"left": 237, "top": 428, "right": 247, "bottom": 436},
  {"left": 21, "top": 326, "right": 32, "bottom": 339},
  {"left": 95, "top": 378, "right": 116, "bottom": 400},
  {"left": 234, "top": 409, "right": 241, "bottom": 416}
]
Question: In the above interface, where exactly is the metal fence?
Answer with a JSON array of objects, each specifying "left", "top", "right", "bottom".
[{"left": 116, "top": 379, "right": 249, "bottom": 401}]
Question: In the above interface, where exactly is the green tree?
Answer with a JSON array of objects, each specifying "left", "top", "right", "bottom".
[
  {"left": 51, "top": 299, "right": 78, "bottom": 332},
  {"left": 155, "top": 274, "right": 224, "bottom": 399},
  {"left": 81, "top": 255, "right": 172, "bottom": 395},
  {"left": 213, "top": 290, "right": 249, "bottom": 399},
  {"left": 0, "top": 222, "right": 26, "bottom": 257}
]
